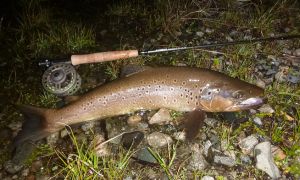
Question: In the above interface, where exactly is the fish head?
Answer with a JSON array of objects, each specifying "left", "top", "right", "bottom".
[{"left": 198, "top": 79, "right": 265, "bottom": 112}]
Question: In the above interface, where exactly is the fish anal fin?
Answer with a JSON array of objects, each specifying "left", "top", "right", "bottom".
[
  {"left": 183, "top": 109, "right": 206, "bottom": 141},
  {"left": 120, "top": 65, "right": 152, "bottom": 77},
  {"left": 13, "top": 105, "right": 53, "bottom": 147}
]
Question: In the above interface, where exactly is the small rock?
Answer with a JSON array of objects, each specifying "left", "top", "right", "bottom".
[
  {"left": 92, "top": 134, "right": 110, "bottom": 157},
  {"left": 147, "top": 132, "right": 173, "bottom": 148},
  {"left": 21, "top": 168, "right": 29, "bottom": 176},
  {"left": 252, "top": 117, "right": 263, "bottom": 126},
  {"left": 287, "top": 74, "right": 300, "bottom": 84},
  {"left": 4, "top": 160, "right": 23, "bottom": 174},
  {"left": 258, "top": 104, "right": 274, "bottom": 114},
  {"left": 271, "top": 145, "right": 286, "bottom": 160},
  {"left": 127, "top": 114, "right": 142, "bottom": 126},
  {"left": 225, "top": 36, "right": 233, "bottom": 42},
  {"left": 203, "top": 140, "right": 213, "bottom": 157},
  {"left": 134, "top": 148, "right": 158, "bottom": 164},
  {"left": 31, "top": 160, "right": 43, "bottom": 173},
  {"left": 275, "top": 71, "right": 287, "bottom": 82},
  {"left": 213, "top": 155, "right": 236, "bottom": 167},
  {"left": 249, "top": 109, "right": 257, "bottom": 114},
  {"left": 294, "top": 48, "right": 300, "bottom": 56},
  {"left": 121, "top": 131, "right": 144, "bottom": 149},
  {"left": 60, "top": 129, "right": 70, "bottom": 138},
  {"left": 137, "top": 122, "right": 149, "bottom": 130},
  {"left": 254, "top": 141, "right": 281, "bottom": 179},
  {"left": 266, "top": 69, "right": 277, "bottom": 76},
  {"left": 205, "top": 28, "right": 214, "bottom": 33},
  {"left": 12, "top": 175, "right": 18, "bottom": 179},
  {"left": 52, "top": 166, "right": 58, "bottom": 171},
  {"left": 81, "top": 121, "right": 95, "bottom": 133},
  {"left": 46, "top": 132, "right": 60, "bottom": 145},
  {"left": 240, "top": 154, "right": 252, "bottom": 165},
  {"left": 238, "top": 135, "right": 259, "bottom": 155},
  {"left": 204, "top": 118, "right": 218, "bottom": 127},
  {"left": 187, "top": 144, "right": 209, "bottom": 171},
  {"left": 256, "top": 79, "right": 266, "bottom": 89},
  {"left": 148, "top": 108, "right": 172, "bottom": 125},
  {"left": 196, "top": 31, "right": 204, "bottom": 37},
  {"left": 201, "top": 176, "right": 214, "bottom": 180},
  {"left": 173, "top": 132, "right": 186, "bottom": 141}
]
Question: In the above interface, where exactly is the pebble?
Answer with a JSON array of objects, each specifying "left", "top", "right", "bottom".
[
  {"left": 254, "top": 141, "right": 281, "bottom": 179},
  {"left": 271, "top": 145, "right": 286, "bottom": 160},
  {"left": 256, "top": 78, "right": 266, "bottom": 88},
  {"left": 240, "top": 154, "right": 252, "bottom": 165},
  {"left": 213, "top": 155, "right": 236, "bottom": 167},
  {"left": 12, "top": 175, "right": 18, "bottom": 179},
  {"left": 275, "top": 71, "right": 286, "bottom": 82},
  {"left": 92, "top": 134, "right": 110, "bottom": 157},
  {"left": 238, "top": 135, "right": 259, "bottom": 155},
  {"left": 147, "top": 132, "right": 173, "bottom": 148},
  {"left": 60, "top": 129, "right": 70, "bottom": 138},
  {"left": 148, "top": 108, "right": 172, "bottom": 125},
  {"left": 252, "top": 117, "right": 263, "bottom": 126},
  {"left": 46, "top": 132, "right": 60, "bottom": 145},
  {"left": 203, "top": 140, "right": 213, "bottom": 157},
  {"left": 258, "top": 104, "right": 275, "bottom": 114},
  {"left": 173, "top": 131, "right": 186, "bottom": 141},
  {"left": 81, "top": 121, "right": 95, "bottom": 133},
  {"left": 204, "top": 118, "right": 218, "bottom": 128},
  {"left": 127, "top": 114, "right": 142, "bottom": 126},
  {"left": 187, "top": 144, "right": 208, "bottom": 171},
  {"left": 294, "top": 48, "right": 300, "bottom": 56},
  {"left": 196, "top": 31, "right": 204, "bottom": 37},
  {"left": 201, "top": 176, "right": 214, "bottom": 180},
  {"left": 134, "top": 148, "right": 158, "bottom": 164},
  {"left": 4, "top": 160, "right": 23, "bottom": 174},
  {"left": 21, "top": 168, "right": 29, "bottom": 176}
]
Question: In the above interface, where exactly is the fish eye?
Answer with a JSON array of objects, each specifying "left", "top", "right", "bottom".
[{"left": 232, "top": 91, "right": 244, "bottom": 99}]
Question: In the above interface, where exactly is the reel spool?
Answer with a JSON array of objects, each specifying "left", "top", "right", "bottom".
[{"left": 42, "top": 63, "right": 81, "bottom": 96}]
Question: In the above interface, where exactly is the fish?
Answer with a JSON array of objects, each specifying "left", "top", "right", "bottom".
[{"left": 14, "top": 66, "right": 264, "bottom": 145}]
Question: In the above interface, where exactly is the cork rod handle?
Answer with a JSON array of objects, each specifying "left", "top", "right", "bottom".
[{"left": 71, "top": 50, "right": 139, "bottom": 65}]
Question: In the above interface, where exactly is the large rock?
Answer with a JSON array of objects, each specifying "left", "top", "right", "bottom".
[{"left": 254, "top": 141, "right": 281, "bottom": 179}]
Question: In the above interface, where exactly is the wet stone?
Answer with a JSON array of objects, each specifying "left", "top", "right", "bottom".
[
  {"left": 147, "top": 132, "right": 173, "bottom": 148},
  {"left": 254, "top": 141, "right": 281, "bottom": 179},
  {"left": 213, "top": 155, "right": 236, "bottom": 167},
  {"left": 148, "top": 108, "right": 172, "bottom": 125},
  {"left": 238, "top": 135, "right": 259, "bottom": 155},
  {"left": 121, "top": 131, "right": 144, "bottom": 149}
]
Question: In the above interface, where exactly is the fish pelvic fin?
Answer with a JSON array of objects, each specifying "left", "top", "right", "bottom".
[
  {"left": 13, "top": 105, "right": 53, "bottom": 147},
  {"left": 184, "top": 109, "right": 205, "bottom": 141}
]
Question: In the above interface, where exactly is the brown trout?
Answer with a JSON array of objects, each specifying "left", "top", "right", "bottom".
[{"left": 14, "top": 66, "right": 264, "bottom": 145}]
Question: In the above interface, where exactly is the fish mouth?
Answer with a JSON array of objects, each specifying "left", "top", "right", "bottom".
[{"left": 237, "top": 97, "right": 265, "bottom": 109}]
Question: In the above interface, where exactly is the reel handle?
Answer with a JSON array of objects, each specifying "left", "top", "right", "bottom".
[{"left": 71, "top": 50, "right": 139, "bottom": 65}]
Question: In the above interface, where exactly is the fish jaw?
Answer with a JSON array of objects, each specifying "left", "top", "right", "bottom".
[{"left": 224, "top": 97, "right": 265, "bottom": 111}]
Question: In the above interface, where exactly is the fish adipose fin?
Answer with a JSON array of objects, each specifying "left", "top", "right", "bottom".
[
  {"left": 183, "top": 109, "right": 205, "bottom": 140},
  {"left": 13, "top": 105, "right": 52, "bottom": 147}
]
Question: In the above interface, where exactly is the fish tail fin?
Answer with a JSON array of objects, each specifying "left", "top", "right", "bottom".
[{"left": 13, "top": 105, "right": 54, "bottom": 147}]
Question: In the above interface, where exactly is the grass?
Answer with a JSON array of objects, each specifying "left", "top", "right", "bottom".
[{"left": 1, "top": 0, "right": 300, "bottom": 179}]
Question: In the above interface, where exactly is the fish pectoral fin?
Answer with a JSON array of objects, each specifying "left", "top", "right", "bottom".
[
  {"left": 183, "top": 109, "right": 206, "bottom": 141},
  {"left": 120, "top": 64, "right": 152, "bottom": 77}
]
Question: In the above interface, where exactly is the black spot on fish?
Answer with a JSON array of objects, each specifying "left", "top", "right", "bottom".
[
  {"left": 182, "top": 81, "right": 186, "bottom": 85},
  {"left": 173, "top": 79, "right": 177, "bottom": 83}
]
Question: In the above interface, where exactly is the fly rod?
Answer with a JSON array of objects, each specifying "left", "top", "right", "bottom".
[{"left": 39, "top": 34, "right": 300, "bottom": 67}]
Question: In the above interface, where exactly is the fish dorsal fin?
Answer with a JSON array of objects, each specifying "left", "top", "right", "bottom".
[{"left": 120, "top": 65, "right": 152, "bottom": 77}]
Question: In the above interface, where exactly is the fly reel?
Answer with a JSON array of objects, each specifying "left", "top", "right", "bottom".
[{"left": 42, "top": 63, "right": 81, "bottom": 96}]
